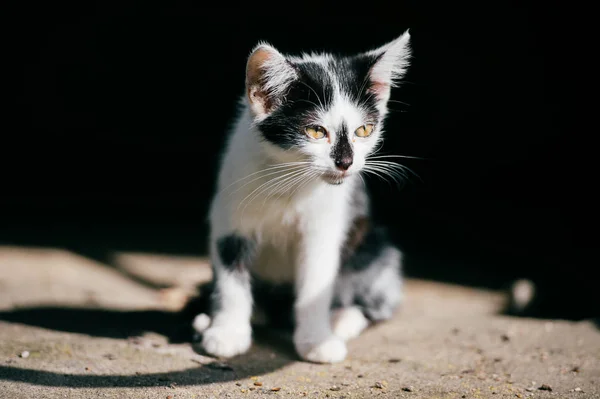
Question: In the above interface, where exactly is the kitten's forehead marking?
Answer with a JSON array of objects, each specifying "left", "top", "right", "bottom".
[
  {"left": 319, "top": 93, "right": 364, "bottom": 140},
  {"left": 292, "top": 57, "right": 364, "bottom": 129}
]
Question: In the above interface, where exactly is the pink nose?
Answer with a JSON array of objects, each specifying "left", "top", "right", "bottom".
[{"left": 335, "top": 157, "right": 353, "bottom": 171}]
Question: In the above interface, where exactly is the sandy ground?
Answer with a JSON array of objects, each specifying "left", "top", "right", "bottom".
[{"left": 0, "top": 245, "right": 598, "bottom": 398}]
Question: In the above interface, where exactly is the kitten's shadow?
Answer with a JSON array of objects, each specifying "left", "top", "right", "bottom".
[{"left": 0, "top": 285, "right": 299, "bottom": 388}]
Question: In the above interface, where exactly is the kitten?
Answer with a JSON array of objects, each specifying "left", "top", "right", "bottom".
[{"left": 196, "top": 31, "right": 412, "bottom": 364}]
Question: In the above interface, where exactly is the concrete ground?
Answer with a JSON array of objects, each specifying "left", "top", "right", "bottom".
[{"left": 1, "top": 245, "right": 598, "bottom": 398}]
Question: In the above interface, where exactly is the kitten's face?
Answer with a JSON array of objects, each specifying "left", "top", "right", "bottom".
[{"left": 246, "top": 32, "right": 411, "bottom": 185}]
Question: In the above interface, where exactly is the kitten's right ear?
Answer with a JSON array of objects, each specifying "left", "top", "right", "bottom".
[{"left": 246, "top": 43, "right": 297, "bottom": 119}]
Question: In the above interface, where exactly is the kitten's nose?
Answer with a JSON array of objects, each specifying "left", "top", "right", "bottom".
[{"left": 335, "top": 157, "right": 353, "bottom": 171}]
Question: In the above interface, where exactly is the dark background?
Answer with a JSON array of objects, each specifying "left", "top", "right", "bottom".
[{"left": 3, "top": 5, "right": 595, "bottom": 319}]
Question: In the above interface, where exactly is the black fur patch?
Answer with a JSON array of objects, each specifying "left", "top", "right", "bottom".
[
  {"left": 330, "top": 123, "right": 353, "bottom": 169},
  {"left": 257, "top": 54, "right": 382, "bottom": 149},
  {"left": 328, "top": 55, "right": 381, "bottom": 116},
  {"left": 257, "top": 61, "right": 333, "bottom": 149},
  {"left": 216, "top": 234, "right": 254, "bottom": 271},
  {"left": 340, "top": 223, "right": 389, "bottom": 272}
]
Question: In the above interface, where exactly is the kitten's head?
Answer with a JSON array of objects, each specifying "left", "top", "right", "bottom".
[{"left": 245, "top": 31, "right": 411, "bottom": 185}]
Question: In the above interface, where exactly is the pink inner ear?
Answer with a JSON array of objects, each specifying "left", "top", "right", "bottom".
[
  {"left": 370, "top": 81, "right": 390, "bottom": 100},
  {"left": 246, "top": 47, "right": 280, "bottom": 115},
  {"left": 248, "top": 84, "right": 274, "bottom": 114}
]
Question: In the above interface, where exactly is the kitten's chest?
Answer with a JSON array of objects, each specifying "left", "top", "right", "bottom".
[
  {"left": 236, "top": 186, "right": 348, "bottom": 283},
  {"left": 241, "top": 198, "right": 303, "bottom": 283},
  {"left": 234, "top": 181, "right": 342, "bottom": 238}
]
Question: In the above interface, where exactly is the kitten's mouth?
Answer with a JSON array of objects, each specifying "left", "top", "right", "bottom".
[{"left": 322, "top": 172, "right": 347, "bottom": 185}]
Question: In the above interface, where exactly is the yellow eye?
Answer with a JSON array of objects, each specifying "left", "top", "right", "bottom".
[
  {"left": 305, "top": 125, "right": 327, "bottom": 140},
  {"left": 355, "top": 124, "right": 374, "bottom": 138}
]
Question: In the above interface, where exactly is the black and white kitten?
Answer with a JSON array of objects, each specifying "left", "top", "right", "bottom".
[{"left": 195, "top": 31, "right": 412, "bottom": 364}]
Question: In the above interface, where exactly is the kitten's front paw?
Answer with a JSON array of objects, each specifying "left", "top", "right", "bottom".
[
  {"left": 294, "top": 333, "right": 347, "bottom": 364},
  {"left": 201, "top": 325, "right": 252, "bottom": 358}
]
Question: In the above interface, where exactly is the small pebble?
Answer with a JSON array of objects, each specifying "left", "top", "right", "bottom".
[
  {"left": 573, "top": 387, "right": 583, "bottom": 392},
  {"left": 402, "top": 386, "right": 414, "bottom": 392},
  {"left": 572, "top": 366, "right": 581, "bottom": 373},
  {"left": 372, "top": 381, "right": 386, "bottom": 389},
  {"left": 388, "top": 358, "right": 401, "bottom": 363},
  {"left": 271, "top": 387, "right": 281, "bottom": 392},
  {"left": 538, "top": 384, "right": 552, "bottom": 391},
  {"left": 254, "top": 381, "right": 263, "bottom": 386},
  {"left": 166, "top": 396, "right": 173, "bottom": 399},
  {"left": 515, "top": 394, "right": 523, "bottom": 398},
  {"left": 357, "top": 374, "right": 364, "bottom": 378},
  {"left": 330, "top": 386, "right": 341, "bottom": 391},
  {"left": 19, "top": 351, "right": 30, "bottom": 359},
  {"left": 235, "top": 382, "right": 242, "bottom": 386},
  {"left": 501, "top": 334, "right": 510, "bottom": 342}
]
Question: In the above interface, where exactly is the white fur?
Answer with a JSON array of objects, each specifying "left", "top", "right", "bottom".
[
  {"left": 201, "top": 32, "right": 410, "bottom": 363},
  {"left": 366, "top": 30, "right": 411, "bottom": 115},
  {"left": 332, "top": 306, "right": 370, "bottom": 341}
]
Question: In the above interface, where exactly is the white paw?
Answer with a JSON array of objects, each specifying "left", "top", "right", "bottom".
[
  {"left": 331, "top": 307, "right": 370, "bottom": 341},
  {"left": 192, "top": 313, "right": 211, "bottom": 333},
  {"left": 294, "top": 334, "right": 347, "bottom": 364},
  {"left": 201, "top": 324, "right": 252, "bottom": 358}
]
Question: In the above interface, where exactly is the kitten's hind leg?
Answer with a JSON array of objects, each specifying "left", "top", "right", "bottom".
[
  {"left": 200, "top": 234, "right": 255, "bottom": 358},
  {"left": 331, "top": 306, "right": 370, "bottom": 341},
  {"left": 334, "top": 225, "right": 404, "bottom": 339}
]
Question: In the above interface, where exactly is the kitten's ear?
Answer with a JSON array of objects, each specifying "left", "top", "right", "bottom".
[
  {"left": 246, "top": 43, "right": 297, "bottom": 118},
  {"left": 365, "top": 30, "right": 412, "bottom": 105}
]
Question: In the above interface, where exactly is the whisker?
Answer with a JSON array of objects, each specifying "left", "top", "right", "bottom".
[
  {"left": 356, "top": 171, "right": 367, "bottom": 188},
  {"left": 366, "top": 160, "right": 422, "bottom": 182},
  {"left": 361, "top": 167, "right": 395, "bottom": 188},
  {"left": 264, "top": 168, "right": 313, "bottom": 204},
  {"left": 225, "top": 164, "right": 308, "bottom": 197},
  {"left": 218, "top": 161, "right": 312, "bottom": 195},
  {"left": 366, "top": 164, "right": 413, "bottom": 184},
  {"left": 294, "top": 98, "right": 321, "bottom": 109},
  {"left": 363, "top": 165, "right": 405, "bottom": 187},
  {"left": 237, "top": 168, "right": 307, "bottom": 212},
  {"left": 357, "top": 73, "right": 372, "bottom": 103},
  {"left": 298, "top": 81, "right": 324, "bottom": 111},
  {"left": 288, "top": 170, "right": 321, "bottom": 198},
  {"left": 367, "top": 154, "right": 430, "bottom": 161},
  {"left": 387, "top": 99, "right": 411, "bottom": 106}
]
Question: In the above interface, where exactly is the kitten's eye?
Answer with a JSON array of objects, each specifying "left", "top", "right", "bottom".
[
  {"left": 355, "top": 124, "right": 374, "bottom": 138},
  {"left": 305, "top": 126, "right": 327, "bottom": 140}
]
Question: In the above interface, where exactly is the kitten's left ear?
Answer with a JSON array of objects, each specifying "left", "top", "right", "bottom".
[
  {"left": 365, "top": 30, "right": 412, "bottom": 105},
  {"left": 246, "top": 43, "right": 297, "bottom": 119}
]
